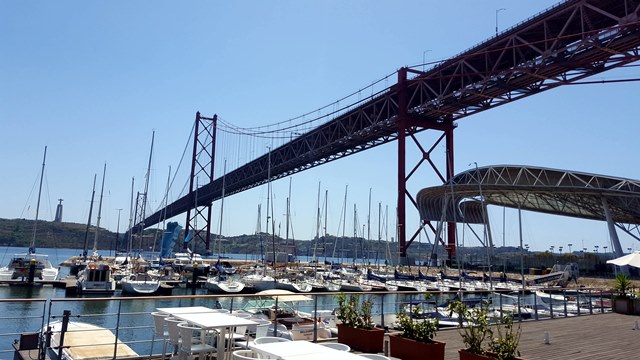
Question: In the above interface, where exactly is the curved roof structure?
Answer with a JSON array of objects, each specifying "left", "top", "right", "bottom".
[{"left": 416, "top": 165, "right": 640, "bottom": 225}]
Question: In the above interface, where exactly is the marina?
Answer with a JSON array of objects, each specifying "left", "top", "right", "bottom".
[{"left": 3, "top": 1, "right": 640, "bottom": 359}]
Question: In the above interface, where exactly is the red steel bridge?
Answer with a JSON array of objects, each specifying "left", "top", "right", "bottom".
[{"left": 138, "top": 0, "right": 640, "bottom": 262}]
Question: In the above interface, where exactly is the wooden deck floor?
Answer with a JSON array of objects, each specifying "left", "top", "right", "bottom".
[{"left": 429, "top": 312, "right": 637, "bottom": 360}]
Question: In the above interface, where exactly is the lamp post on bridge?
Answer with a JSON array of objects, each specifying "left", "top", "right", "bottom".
[
  {"left": 422, "top": 49, "right": 432, "bottom": 72},
  {"left": 568, "top": 243, "right": 572, "bottom": 254},
  {"left": 496, "top": 8, "right": 506, "bottom": 35}
]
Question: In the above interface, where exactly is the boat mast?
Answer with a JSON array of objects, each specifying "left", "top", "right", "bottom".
[
  {"left": 367, "top": 188, "right": 371, "bottom": 265},
  {"left": 323, "top": 189, "right": 328, "bottom": 264},
  {"left": 82, "top": 174, "right": 97, "bottom": 260},
  {"left": 137, "top": 131, "right": 155, "bottom": 254},
  {"left": 29, "top": 146, "right": 47, "bottom": 254},
  {"left": 127, "top": 177, "right": 135, "bottom": 258},
  {"left": 266, "top": 146, "right": 276, "bottom": 271},
  {"left": 218, "top": 159, "right": 227, "bottom": 258},
  {"left": 313, "top": 182, "right": 320, "bottom": 262},
  {"left": 153, "top": 165, "right": 171, "bottom": 254},
  {"left": 340, "top": 185, "right": 348, "bottom": 264},
  {"left": 92, "top": 163, "right": 107, "bottom": 257},
  {"left": 376, "top": 201, "right": 381, "bottom": 266}
]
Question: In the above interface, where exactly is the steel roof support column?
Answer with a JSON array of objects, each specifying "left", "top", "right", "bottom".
[
  {"left": 397, "top": 68, "right": 408, "bottom": 263},
  {"left": 445, "top": 126, "right": 456, "bottom": 262},
  {"left": 602, "top": 197, "right": 626, "bottom": 274}
]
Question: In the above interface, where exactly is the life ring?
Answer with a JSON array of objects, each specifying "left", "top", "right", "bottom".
[{"left": 88, "top": 263, "right": 97, "bottom": 270}]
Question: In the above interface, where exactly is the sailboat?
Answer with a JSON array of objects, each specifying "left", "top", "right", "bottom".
[
  {"left": 205, "top": 160, "right": 246, "bottom": 294},
  {"left": 76, "top": 164, "right": 116, "bottom": 295},
  {"left": 119, "top": 132, "right": 165, "bottom": 296},
  {"left": 0, "top": 147, "right": 59, "bottom": 282}
]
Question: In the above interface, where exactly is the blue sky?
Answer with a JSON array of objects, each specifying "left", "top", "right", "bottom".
[{"left": 1, "top": 1, "right": 639, "bottom": 255}]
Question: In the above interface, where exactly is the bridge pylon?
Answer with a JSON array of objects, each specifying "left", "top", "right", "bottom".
[{"left": 184, "top": 112, "right": 218, "bottom": 254}]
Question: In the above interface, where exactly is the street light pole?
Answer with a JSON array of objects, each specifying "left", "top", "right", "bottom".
[
  {"left": 422, "top": 49, "right": 432, "bottom": 72},
  {"left": 496, "top": 8, "right": 506, "bottom": 35}
]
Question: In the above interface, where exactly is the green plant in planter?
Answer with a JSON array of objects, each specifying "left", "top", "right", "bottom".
[
  {"left": 396, "top": 303, "right": 439, "bottom": 342},
  {"left": 447, "top": 300, "right": 492, "bottom": 355},
  {"left": 336, "top": 293, "right": 375, "bottom": 329},
  {"left": 488, "top": 315, "right": 521, "bottom": 360},
  {"left": 614, "top": 273, "right": 633, "bottom": 299}
]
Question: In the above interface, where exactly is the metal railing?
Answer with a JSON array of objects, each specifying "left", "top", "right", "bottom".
[{"left": 3, "top": 288, "right": 612, "bottom": 359}]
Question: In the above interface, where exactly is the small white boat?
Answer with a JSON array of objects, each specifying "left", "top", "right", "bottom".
[
  {"left": 120, "top": 272, "right": 162, "bottom": 295},
  {"left": 0, "top": 253, "right": 59, "bottom": 281},
  {"left": 76, "top": 263, "right": 115, "bottom": 295},
  {"left": 205, "top": 275, "right": 246, "bottom": 293},
  {"left": 44, "top": 320, "right": 138, "bottom": 360},
  {"left": 243, "top": 273, "right": 277, "bottom": 291},
  {"left": 275, "top": 278, "right": 312, "bottom": 293}
]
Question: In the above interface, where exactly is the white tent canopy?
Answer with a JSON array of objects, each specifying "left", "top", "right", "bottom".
[
  {"left": 606, "top": 251, "right": 640, "bottom": 268},
  {"left": 255, "top": 289, "right": 312, "bottom": 302}
]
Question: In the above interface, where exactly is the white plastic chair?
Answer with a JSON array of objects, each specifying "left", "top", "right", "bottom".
[
  {"left": 150, "top": 311, "right": 170, "bottom": 358},
  {"left": 232, "top": 349, "right": 261, "bottom": 360},
  {"left": 177, "top": 322, "right": 217, "bottom": 360},
  {"left": 164, "top": 316, "right": 183, "bottom": 355},
  {"left": 251, "top": 319, "right": 272, "bottom": 340},
  {"left": 267, "top": 323, "right": 290, "bottom": 339},
  {"left": 358, "top": 354, "right": 390, "bottom": 360},
  {"left": 319, "top": 342, "right": 351, "bottom": 351},
  {"left": 253, "top": 336, "right": 291, "bottom": 344}
]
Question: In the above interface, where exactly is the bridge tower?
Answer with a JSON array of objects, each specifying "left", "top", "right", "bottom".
[
  {"left": 396, "top": 67, "right": 457, "bottom": 264},
  {"left": 184, "top": 112, "right": 218, "bottom": 253}
]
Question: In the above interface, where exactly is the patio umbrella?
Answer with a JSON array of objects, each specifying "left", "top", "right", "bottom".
[{"left": 606, "top": 251, "right": 640, "bottom": 268}]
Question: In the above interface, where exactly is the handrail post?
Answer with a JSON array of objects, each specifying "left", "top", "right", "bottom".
[
  {"left": 273, "top": 297, "right": 279, "bottom": 337},
  {"left": 600, "top": 291, "right": 604, "bottom": 313},
  {"left": 533, "top": 293, "right": 538, "bottom": 321},
  {"left": 517, "top": 291, "right": 522, "bottom": 322},
  {"left": 57, "top": 310, "right": 71, "bottom": 360},
  {"left": 588, "top": 289, "right": 593, "bottom": 315},
  {"left": 112, "top": 300, "right": 123, "bottom": 359},
  {"left": 563, "top": 289, "right": 567, "bottom": 317},
  {"left": 549, "top": 293, "right": 554, "bottom": 319},
  {"left": 499, "top": 292, "right": 504, "bottom": 321},
  {"left": 380, "top": 293, "right": 385, "bottom": 330},
  {"left": 313, "top": 295, "right": 318, "bottom": 342}
]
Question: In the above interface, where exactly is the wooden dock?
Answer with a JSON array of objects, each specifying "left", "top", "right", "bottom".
[{"left": 431, "top": 312, "right": 636, "bottom": 360}]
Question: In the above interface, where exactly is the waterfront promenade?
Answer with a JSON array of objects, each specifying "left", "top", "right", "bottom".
[{"left": 433, "top": 312, "right": 634, "bottom": 360}]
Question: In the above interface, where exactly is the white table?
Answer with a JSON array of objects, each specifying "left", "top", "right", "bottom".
[
  {"left": 174, "top": 312, "right": 258, "bottom": 360},
  {"left": 156, "top": 306, "right": 218, "bottom": 315},
  {"left": 250, "top": 340, "right": 366, "bottom": 360}
]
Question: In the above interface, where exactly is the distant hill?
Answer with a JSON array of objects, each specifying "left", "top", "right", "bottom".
[
  {"left": 0, "top": 217, "right": 412, "bottom": 259},
  {"left": 0, "top": 218, "right": 476, "bottom": 262},
  {"left": 0, "top": 218, "right": 115, "bottom": 250}
]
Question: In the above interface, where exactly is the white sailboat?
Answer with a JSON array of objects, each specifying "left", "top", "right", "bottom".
[
  {"left": 120, "top": 272, "right": 162, "bottom": 295},
  {"left": 205, "top": 160, "right": 245, "bottom": 294},
  {"left": 0, "top": 146, "right": 59, "bottom": 282},
  {"left": 76, "top": 164, "right": 116, "bottom": 295}
]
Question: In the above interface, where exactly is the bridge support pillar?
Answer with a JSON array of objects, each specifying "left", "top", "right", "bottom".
[
  {"left": 184, "top": 112, "right": 218, "bottom": 254},
  {"left": 602, "top": 197, "right": 626, "bottom": 274}
]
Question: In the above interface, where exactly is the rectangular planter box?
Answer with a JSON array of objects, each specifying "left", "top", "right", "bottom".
[
  {"left": 389, "top": 333, "right": 445, "bottom": 360},
  {"left": 337, "top": 324, "right": 384, "bottom": 353},
  {"left": 459, "top": 349, "right": 524, "bottom": 360}
]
